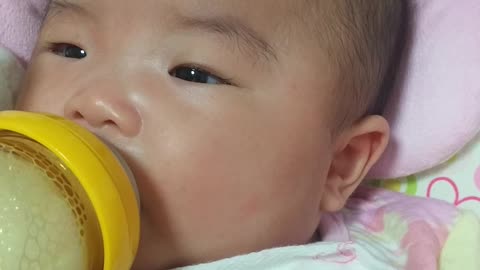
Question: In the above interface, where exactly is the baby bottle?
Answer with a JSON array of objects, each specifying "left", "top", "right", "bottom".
[{"left": 0, "top": 111, "right": 140, "bottom": 270}]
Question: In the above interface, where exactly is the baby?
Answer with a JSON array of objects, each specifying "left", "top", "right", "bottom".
[{"left": 9, "top": 0, "right": 479, "bottom": 269}]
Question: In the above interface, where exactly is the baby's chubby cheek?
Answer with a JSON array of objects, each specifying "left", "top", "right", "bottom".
[
  {"left": 133, "top": 122, "right": 269, "bottom": 227},
  {"left": 131, "top": 98, "right": 330, "bottom": 258}
]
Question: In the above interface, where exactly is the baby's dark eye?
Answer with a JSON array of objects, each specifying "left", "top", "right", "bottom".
[
  {"left": 170, "top": 66, "right": 229, "bottom": 85},
  {"left": 50, "top": 43, "right": 87, "bottom": 59}
]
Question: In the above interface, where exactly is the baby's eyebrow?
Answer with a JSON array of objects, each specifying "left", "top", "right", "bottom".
[
  {"left": 48, "top": 0, "right": 90, "bottom": 18},
  {"left": 45, "top": 1, "right": 278, "bottom": 63},
  {"left": 177, "top": 15, "right": 278, "bottom": 63}
]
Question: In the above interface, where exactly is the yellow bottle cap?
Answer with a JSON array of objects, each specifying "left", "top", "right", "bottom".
[{"left": 0, "top": 111, "right": 140, "bottom": 270}]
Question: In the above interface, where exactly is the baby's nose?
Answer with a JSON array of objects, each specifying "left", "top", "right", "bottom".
[{"left": 64, "top": 89, "right": 142, "bottom": 137}]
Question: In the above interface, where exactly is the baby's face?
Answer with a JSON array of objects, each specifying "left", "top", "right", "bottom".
[{"left": 18, "top": 0, "right": 338, "bottom": 268}]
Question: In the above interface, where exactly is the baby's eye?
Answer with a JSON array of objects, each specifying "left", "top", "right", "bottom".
[
  {"left": 170, "top": 66, "right": 229, "bottom": 85},
  {"left": 50, "top": 43, "right": 87, "bottom": 59}
]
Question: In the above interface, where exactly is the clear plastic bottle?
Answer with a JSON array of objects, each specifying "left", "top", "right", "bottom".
[{"left": 0, "top": 111, "right": 140, "bottom": 270}]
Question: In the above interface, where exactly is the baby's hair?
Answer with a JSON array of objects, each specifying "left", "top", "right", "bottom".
[{"left": 305, "top": 0, "right": 408, "bottom": 131}]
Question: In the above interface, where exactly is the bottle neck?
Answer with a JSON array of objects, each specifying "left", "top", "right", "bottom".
[{"left": 101, "top": 139, "right": 141, "bottom": 209}]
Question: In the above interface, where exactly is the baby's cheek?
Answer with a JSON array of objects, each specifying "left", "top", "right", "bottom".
[
  {"left": 16, "top": 64, "right": 70, "bottom": 115},
  {"left": 163, "top": 152, "right": 273, "bottom": 245},
  {"left": 238, "top": 196, "right": 263, "bottom": 220},
  {"left": 174, "top": 166, "right": 260, "bottom": 226}
]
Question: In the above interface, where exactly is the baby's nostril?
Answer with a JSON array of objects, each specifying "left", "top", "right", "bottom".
[
  {"left": 72, "top": 111, "right": 84, "bottom": 120},
  {"left": 103, "top": 120, "right": 116, "bottom": 126}
]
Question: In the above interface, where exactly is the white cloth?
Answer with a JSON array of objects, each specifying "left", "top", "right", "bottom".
[{"left": 174, "top": 241, "right": 402, "bottom": 270}]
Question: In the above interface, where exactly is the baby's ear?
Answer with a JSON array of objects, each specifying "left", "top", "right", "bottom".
[{"left": 320, "top": 115, "right": 389, "bottom": 212}]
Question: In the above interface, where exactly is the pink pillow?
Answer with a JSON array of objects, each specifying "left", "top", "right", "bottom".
[
  {"left": 0, "top": 0, "right": 49, "bottom": 65},
  {"left": 370, "top": 0, "right": 480, "bottom": 179}
]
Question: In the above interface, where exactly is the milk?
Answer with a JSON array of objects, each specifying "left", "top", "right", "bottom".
[{"left": 0, "top": 151, "right": 88, "bottom": 270}]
